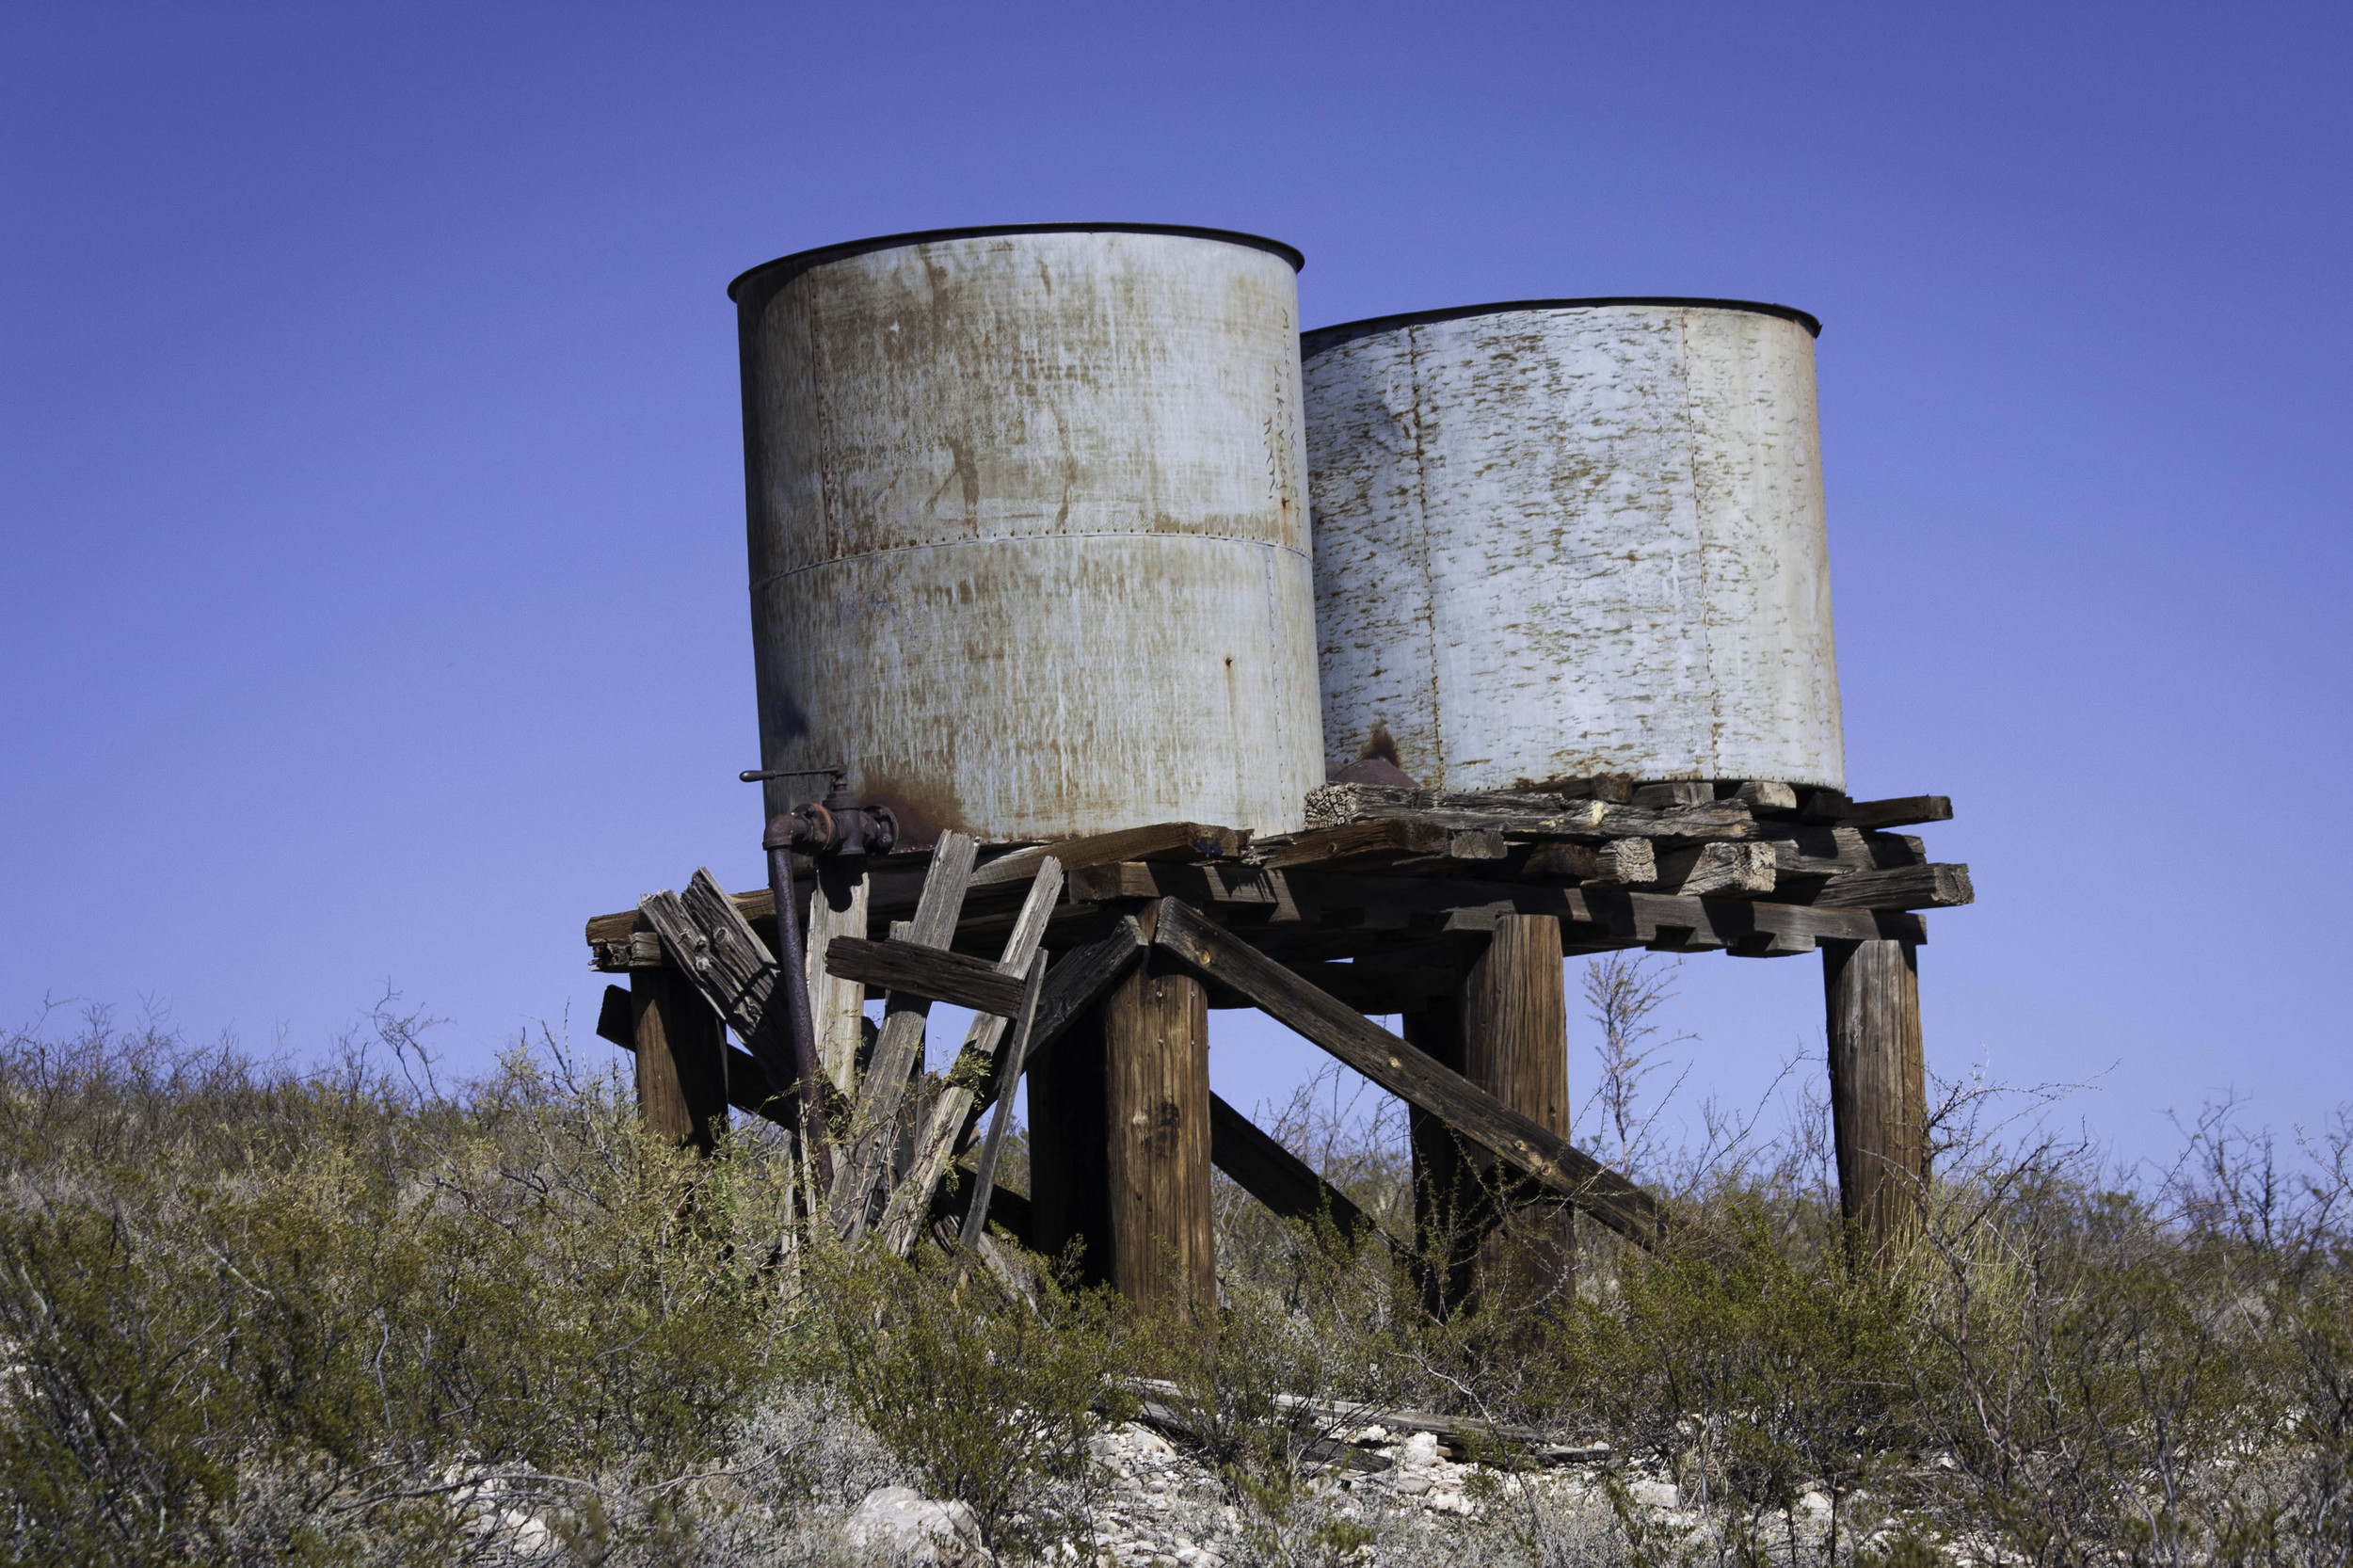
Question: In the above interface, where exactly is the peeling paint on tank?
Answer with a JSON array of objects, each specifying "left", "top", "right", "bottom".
[
  {"left": 737, "top": 228, "right": 1323, "bottom": 841},
  {"left": 1304, "top": 301, "right": 1844, "bottom": 792}
]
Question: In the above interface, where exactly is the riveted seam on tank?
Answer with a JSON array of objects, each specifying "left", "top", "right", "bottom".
[{"left": 745, "top": 531, "right": 1312, "bottom": 592}]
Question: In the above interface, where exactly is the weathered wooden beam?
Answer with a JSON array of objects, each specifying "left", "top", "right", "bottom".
[
  {"left": 830, "top": 833, "right": 978, "bottom": 1242},
  {"left": 1150, "top": 899, "right": 1665, "bottom": 1247},
  {"left": 1067, "top": 859, "right": 1289, "bottom": 913},
  {"left": 824, "top": 936, "right": 1029, "bottom": 1017},
  {"left": 1631, "top": 780, "right": 1714, "bottom": 808},
  {"left": 1790, "top": 863, "right": 1973, "bottom": 911},
  {"left": 1730, "top": 779, "right": 1801, "bottom": 814},
  {"left": 1256, "top": 819, "right": 1451, "bottom": 871},
  {"left": 1849, "top": 795, "right": 1954, "bottom": 830},
  {"left": 1517, "top": 839, "right": 1657, "bottom": 886},
  {"left": 638, "top": 871, "right": 796, "bottom": 1100},
  {"left": 1209, "top": 1093, "right": 1396, "bottom": 1251},
  {"left": 1304, "top": 783, "right": 1756, "bottom": 842},
  {"left": 1762, "top": 826, "right": 1928, "bottom": 877},
  {"left": 618, "top": 968, "right": 729, "bottom": 1152},
  {"left": 970, "top": 821, "right": 1245, "bottom": 888},
  {"left": 597, "top": 986, "right": 791, "bottom": 1131},
  {"left": 1650, "top": 840, "right": 1777, "bottom": 897},
  {"left": 881, "top": 862, "right": 1064, "bottom": 1257},
  {"left": 805, "top": 863, "right": 870, "bottom": 1096},
  {"left": 959, "top": 951, "right": 1048, "bottom": 1252}
]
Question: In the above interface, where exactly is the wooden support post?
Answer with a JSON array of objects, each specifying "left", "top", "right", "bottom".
[
  {"left": 1030, "top": 952, "right": 1216, "bottom": 1320},
  {"left": 1409, "top": 915, "right": 1573, "bottom": 1314},
  {"left": 1463, "top": 914, "right": 1575, "bottom": 1305},
  {"left": 1822, "top": 937, "right": 1927, "bottom": 1251},
  {"left": 1104, "top": 953, "right": 1216, "bottom": 1320},
  {"left": 629, "top": 966, "right": 728, "bottom": 1153}
]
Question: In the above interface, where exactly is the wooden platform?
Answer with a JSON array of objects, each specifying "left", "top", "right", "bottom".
[
  {"left": 585, "top": 776, "right": 1965, "bottom": 1304},
  {"left": 586, "top": 780, "right": 1967, "bottom": 999}
]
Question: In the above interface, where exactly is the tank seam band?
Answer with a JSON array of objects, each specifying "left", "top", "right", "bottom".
[{"left": 748, "top": 531, "right": 1311, "bottom": 592}]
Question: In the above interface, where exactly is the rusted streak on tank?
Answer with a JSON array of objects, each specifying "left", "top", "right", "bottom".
[{"left": 1305, "top": 302, "right": 1842, "bottom": 792}]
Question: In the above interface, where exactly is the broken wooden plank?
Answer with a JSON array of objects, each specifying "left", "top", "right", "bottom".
[
  {"left": 960, "top": 951, "right": 1049, "bottom": 1251},
  {"left": 824, "top": 937, "right": 1029, "bottom": 1017},
  {"left": 1848, "top": 794, "right": 1954, "bottom": 830},
  {"left": 1150, "top": 899, "right": 1665, "bottom": 1246},
  {"left": 829, "top": 833, "right": 979, "bottom": 1242},
  {"left": 638, "top": 871, "right": 799, "bottom": 1102},
  {"left": 880, "top": 861, "right": 1065, "bottom": 1257},
  {"left": 970, "top": 822, "right": 1245, "bottom": 888},
  {"left": 1787, "top": 863, "right": 1974, "bottom": 910},
  {"left": 1210, "top": 1093, "right": 1396, "bottom": 1251},
  {"left": 1518, "top": 840, "right": 1657, "bottom": 886},
  {"left": 1650, "top": 841, "right": 1777, "bottom": 897}
]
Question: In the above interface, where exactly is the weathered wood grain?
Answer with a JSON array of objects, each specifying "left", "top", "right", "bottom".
[
  {"left": 1762, "top": 826, "right": 1928, "bottom": 877},
  {"left": 823, "top": 937, "right": 1028, "bottom": 1016},
  {"left": 1304, "top": 783, "right": 1754, "bottom": 842},
  {"left": 1151, "top": 899, "right": 1664, "bottom": 1246},
  {"left": 1631, "top": 780, "right": 1714, "bottom": 808},
  {"left": 969, "top": 822, "right": 1244, "bottom": 888},
  {"left": 623, "top": 967, "right": 729, "bottom": 1152},
  {"left": 1824, "top": 938, "right": 1927, "bottom": 1250},
  {"left": 1650, "top": 840, "right": 1778, "bottom": 897},
  {"left": 1256, "top": 819, "right": 1451, "bottom": 871},
  {"left": 1731, "top": 779, "right": 1801, "bottom": 814},
  {"left": 1102, "top": 956, "right": 1217, "bottom": 1319},
  {"left": 1209, "top": 1093, "right": 1396, "bottom": 1251},
  {"left": 805, "top": 863, "right": 870, "bottom": 1096},
  {"left": 1848, "top": 795, "right": 1954, "bottom": 829},
  {"left": 639, "top": 873, "right": 792, "bottom": 1101},
  {"left": 1517, "top": 839, "right": 1657, "bottom": 885},
  {"left": 829, "top": 832, "right": 977, "bottom": 1242},
  {"left": 1790, "top": 863, "right": 1973, "bottom": 910}
]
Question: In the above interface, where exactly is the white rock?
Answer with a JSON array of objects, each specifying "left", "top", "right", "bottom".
[
  {"left": 1393, "top": 1474, "right": 1433, "bottom": 1496},
  {"left": 1629, "top": 1478, "right": 1681, "bottom": 1510},
  {"left": 1795, "top": 1490, "right": 1834, "bottom": 1525},
  {"left": 1398, "top": 1432, "right": 1442, "bottom": 1467},
  {"left": 842, "top": 1486, "right": 989, "bottom": 1564}
]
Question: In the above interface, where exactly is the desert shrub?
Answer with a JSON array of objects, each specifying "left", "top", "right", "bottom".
[{"left": 795, "top": 1240, "right": 1123, "bottom": 1559}]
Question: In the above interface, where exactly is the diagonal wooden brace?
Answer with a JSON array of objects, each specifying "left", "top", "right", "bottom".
[{"left": 1149, "top": 898, "right": 1666, "bottom": 1248}]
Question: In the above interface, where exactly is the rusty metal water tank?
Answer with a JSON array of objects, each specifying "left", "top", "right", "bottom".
[
  {"left": 730, "top": 224, "right": 1325, "bottom": 844},
  {"left": 1304, "top": 298, "right": 1846, "bottom": 792}
]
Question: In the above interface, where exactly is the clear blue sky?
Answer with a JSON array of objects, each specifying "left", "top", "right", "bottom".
[{"left": 5, "top": 3, "right": 2346, "bottom": 1162}]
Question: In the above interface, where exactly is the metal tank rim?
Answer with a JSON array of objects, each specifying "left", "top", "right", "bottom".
[
  {"left": 727, "top": 222, "right": 1305, "bottom": 305},
  {"left": 1301, "top": 296, "right": 1821, "bottom": 359}
]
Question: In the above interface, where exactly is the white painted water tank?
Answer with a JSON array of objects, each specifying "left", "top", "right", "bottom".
[
  {"left": 1304, "top": 298, "right": 1845, "bottom": 792},
  {"left": 730, "top": 224, "right": 1325, "bottom": 844}
]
